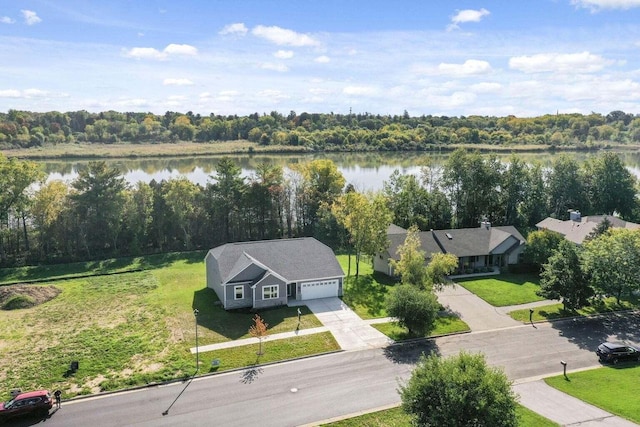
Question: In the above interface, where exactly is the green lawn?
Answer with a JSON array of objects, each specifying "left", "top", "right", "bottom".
[
  {"left": 0, "top": 253, "right": 336, "bottom": 400},
  {"left": 545, "top": 365, "right": 640, "bottom": 423},
  {"left": 338, "top": 255, "right": 398, "bottom": 319},
  {"left": 372, "top": 315, "right": 470, "bottom": 341},
  {"left": 457, "top": 273, "right": 544, "bottom": 306},
  {"left": 509, "top": 296, "right": 639, "bottom": 322},
  {"left": 323, "top": 404, "right": 558, "bottom": 426}
]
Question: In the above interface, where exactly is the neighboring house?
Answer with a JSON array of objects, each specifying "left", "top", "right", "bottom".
[
  {"left": 374, "top": 222, "right": 526, "bottom": 277},
  {"left": 536, "top": 210, "right": 640, "bottom": 245},
  {"left": 205, "top": 237, "right": 345, "bottom": 310}
]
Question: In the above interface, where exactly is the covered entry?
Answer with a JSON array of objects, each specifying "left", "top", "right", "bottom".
[{"left": 300, "top": 279, "right": 339, "bottom": 300}]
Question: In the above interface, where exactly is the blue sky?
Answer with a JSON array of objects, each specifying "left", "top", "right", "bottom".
[{"left": 1, "top": 0, "right": 640, "bottom": 117}]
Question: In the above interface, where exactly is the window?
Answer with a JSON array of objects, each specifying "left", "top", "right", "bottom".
[
  {"left": 234, "top": 285, "right": 244, "bottom": 300},
  {"left": 263, "top": 285, "right": 279, "bottom": 300}
]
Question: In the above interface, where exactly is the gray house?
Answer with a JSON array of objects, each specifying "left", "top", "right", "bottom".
[
  {"left": 374, "top": 222, "right": 526, "bottom": 277},
  {"left": 205, "top": 238, "right": 345, "bottom": 310}
]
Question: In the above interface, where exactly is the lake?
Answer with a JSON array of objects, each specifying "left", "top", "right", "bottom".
[{"left": 39, "top": 150, "right": 640, "bottom": 191}]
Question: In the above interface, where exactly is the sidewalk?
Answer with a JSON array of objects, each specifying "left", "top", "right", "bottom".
[{"left": 514, "top": 380, "right": 637, "bottom": 426}]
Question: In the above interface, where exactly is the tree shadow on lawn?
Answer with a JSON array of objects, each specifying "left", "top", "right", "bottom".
[
  {"left": 192, "top": 287, "right": 303, "bottom": 340},
  {"left": 342, "top": 272, "right": 396, "bottom": 317},
  {"left": 384, "top": 340, "right": 440, "bottom": 365},
  {"left": 0, "top": 250, "right": 206, "bottom": 284},
  {"left": 550, "top": 310, "right": 640, "bottom": 352}
]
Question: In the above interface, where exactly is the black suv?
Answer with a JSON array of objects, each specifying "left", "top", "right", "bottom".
[{"left": 596, "top": 342, "right": 640, "bottom": 364}]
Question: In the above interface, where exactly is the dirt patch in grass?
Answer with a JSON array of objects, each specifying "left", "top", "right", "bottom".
[{"left": 0, "top": 284, "right": 61, "bottom": 310}]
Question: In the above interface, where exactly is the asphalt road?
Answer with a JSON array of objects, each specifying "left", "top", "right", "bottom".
[{"left": 17, "top": 311, "right": 640, "bottom": 427}]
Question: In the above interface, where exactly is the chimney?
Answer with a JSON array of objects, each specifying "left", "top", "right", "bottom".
[
  {"left": 569, "top": 210, "right": 581, "bottom": 222},
  {"left": 480, "top": 221, "right": 491, "bottom": 230}
]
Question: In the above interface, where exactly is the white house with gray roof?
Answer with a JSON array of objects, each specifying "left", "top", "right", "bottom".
[
  {"left": 205, "top": 237, "right": 344, "bottom": 310},
  {"left": 375, "top": 222, "right": 526, "bottom": 277}
]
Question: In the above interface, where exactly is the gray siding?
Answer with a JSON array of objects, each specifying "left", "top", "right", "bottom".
[
  {"left": 232, "top": 263, "right": 266, "bottom": 282},
  {"left": 224, "top": 283, "right": 253, "bottom": 310},
  {"left": 253, "top": 274, "right": 287, "bottom": 309},
  {"left": 205, "top": 252, "right": 225, "bottom": 306}
]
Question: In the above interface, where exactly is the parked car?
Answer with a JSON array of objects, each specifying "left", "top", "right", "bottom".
[
  {"left": 0, "top": 390, "right": 52, "bottom": 423},
  {"left": 596, "top": 342, "right": 640, "bottom": 364}
]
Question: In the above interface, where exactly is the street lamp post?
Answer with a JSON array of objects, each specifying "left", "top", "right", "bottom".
[{"left": 194, "top": 309, "right": 199, "bottom": 374}]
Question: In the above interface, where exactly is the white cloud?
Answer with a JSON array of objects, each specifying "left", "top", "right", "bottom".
[
  {"left": 509, "top": 51, "right": 612, "bottom": 73},
  {"left": 274, "top": 50, "right": 294, "bottom": 59},
  {"left": 571, "top": 0, "right": 640, "bottom": 11},
  {"left": 199, "top": 92, "right": 211, "bottom": 99},
  {"left": 260, "top": 62, "right": 289, "bottom": 72},
  {"left": 0, "top": 89, "right": 21, "bottom": 98},
  {"left": 21, "top": 10, "right": 41, "bottom": 25},
  {"left": 438, "top": 59, "right": 493, "bottom": 76},
  {"left": 315, "top": 55, "right": 331, "bottom": 63},
  {"left": 163, "top": 78, "right": 194, "bottom": 86},
  {"left": 163, "top": 44, "right": 198, "bottom": 55},
  {"left": 1, "top": 16, "right": 15, "bottom": 24},
  {"left": 448, "top": 8, "right": 489, "bottom": 30},
  {"left": 252, "top": 25, "right": 320, "bottom": 47},
  {"left": 219, "top": 22, "right": 248, "bottom": 36},
  {"left": 220, "top": 90, "right": 239, "bottom": 96},
  {"left": 23, "top": 88, "right": 49, "bottom": 97},
  {"left": 167, "top": 95, "right": 186, "bottom": 101},
  {"left": 309, "top": 88, "right": 331, "bottom": 95},
  {"left": 124, "top": 47, "right": 165, "bottom": 60},
  {"left": 123, "top": 44, "right": 198, "bottom": 60},
  {"left": 343, "top": 85, "right": 378, "bottom": 96},
  {"left": 257, "top": 89, "right": 289, "bottom": 100},
  {"left": 469, "top": 82, "right": 502, "bottom": 93}
]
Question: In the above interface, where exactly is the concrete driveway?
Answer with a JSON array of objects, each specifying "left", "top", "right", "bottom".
[
  {"left": 296, "top": 297, "right": 392, "bottom": 351},
  {"left": 436, "top": 283, "right": 521, "bottom": 331}
]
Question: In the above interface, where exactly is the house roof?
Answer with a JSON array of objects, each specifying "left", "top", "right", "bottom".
[
  {"left": 386, "top": 224, "right": 525, "bottom": 260},
  {"left": 207, "top": 237, "right": 344, "bottom": 284},
  {"left": 536, "top": 215, "right": 640, "bottom": 244}
]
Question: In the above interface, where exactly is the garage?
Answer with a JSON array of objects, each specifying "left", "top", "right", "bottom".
[{"left": 300, "top": 279, "right": 339, "bottom": 300}]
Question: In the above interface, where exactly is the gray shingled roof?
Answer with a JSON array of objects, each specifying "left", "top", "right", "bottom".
[
  {"left": 387, "top": 225, "right": 524, "bottom": 259},
  {"left": 208, "top": 238, "right": 344, "bottom": 283},
  {"left": 536, "top": 215, "right": 640, "bottom": 244}
]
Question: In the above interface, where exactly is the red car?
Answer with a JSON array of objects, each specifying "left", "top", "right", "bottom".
[{"left": 0, "top": 390, "right": 52, "bottom": 423}]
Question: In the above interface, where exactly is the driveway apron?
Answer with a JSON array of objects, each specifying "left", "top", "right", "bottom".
[
  {"left": 436, "top": 283, "right": 521, "bottom": 331},
  {"left": 301, "top": 297, "right": 392, "bottom": 350}
]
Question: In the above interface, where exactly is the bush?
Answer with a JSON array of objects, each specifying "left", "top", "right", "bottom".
[
  {"left": 400, "top": 351, "right": 518, "bottom": 427},
  {"left": 385, "top": 285, "right": 439, "bottom": 337}
]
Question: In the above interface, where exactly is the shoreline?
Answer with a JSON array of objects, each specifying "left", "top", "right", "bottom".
[{"left": 2, "top": 141, "right": 637, "bottom": 161}]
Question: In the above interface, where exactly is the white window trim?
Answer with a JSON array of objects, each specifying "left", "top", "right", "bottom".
[
  {"left": 234, "top": 285, "right": 244, "bottom": 300},
  {"left": 262, "top": 285, "right": 279, "bottom": 300}
]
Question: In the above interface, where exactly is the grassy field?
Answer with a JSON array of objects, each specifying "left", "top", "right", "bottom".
[
  {"left": 545, "top": 365, "right": 640, "bottom": 423},
  {"left": 0, "top": 141, "right": 311, "bottom": 159},
  {"left": 372, "top": 315, "right": 470, "bottom": 341},
  {"left": 323, "top": 403, "right": 558, "bottom": 426},
  {"left": 0, "top": 252, "right": 338, "bottom": 400},
  {"left": 339, "top": 255, "right": 397, "bottom": 319},
  {"left": 509, "top": 296, "right": 639, "bottom": 322},
  {"left": 457, "top": 273, "right": 544, "bottom": 306}
]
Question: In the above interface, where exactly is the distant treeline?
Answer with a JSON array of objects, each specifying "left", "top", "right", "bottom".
[{"left": 1, "top": 109, "right": 640, "bottom": 150}]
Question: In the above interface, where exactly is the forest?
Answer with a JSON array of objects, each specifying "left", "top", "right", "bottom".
[
  {"left": 1, "top": 109, "right": 640, "bottom": 151},
  {"left": 0, "top": 149, "right": 637, "bottom": 268}
]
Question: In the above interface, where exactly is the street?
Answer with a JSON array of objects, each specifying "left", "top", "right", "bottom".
[{"left": 21, "top": 311, "right": 640, "bottom": 427}]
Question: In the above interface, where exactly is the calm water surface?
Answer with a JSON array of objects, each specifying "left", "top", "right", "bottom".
[{"left": 40, "top": 150, "right": 640, "bottom": 191}]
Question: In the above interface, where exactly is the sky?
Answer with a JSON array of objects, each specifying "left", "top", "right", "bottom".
[{"left": 1, "top": 0, "right": 640, "bottom": 117}]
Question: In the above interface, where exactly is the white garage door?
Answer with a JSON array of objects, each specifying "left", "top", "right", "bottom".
[{"left": 300, "top": 279, "right": 339, "bottom": 300}]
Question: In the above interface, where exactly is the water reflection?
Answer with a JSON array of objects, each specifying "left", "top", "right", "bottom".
[{"left": 39, "top": 150, "right": 640, "bottom": 191}]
